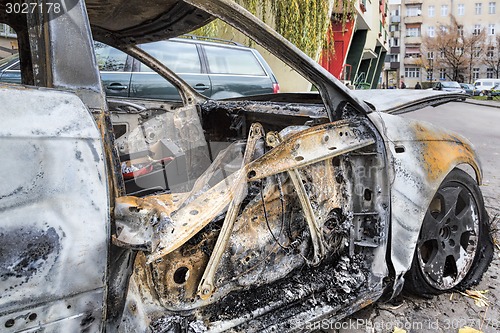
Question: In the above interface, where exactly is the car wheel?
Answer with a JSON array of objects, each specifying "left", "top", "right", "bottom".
[{"left": 404, "top": 169, "right": 493, "bottom": 296}]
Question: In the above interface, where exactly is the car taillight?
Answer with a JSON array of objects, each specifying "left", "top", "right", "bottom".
[{"left": 273, "top": 83, "right": 280, "bottom": 94}]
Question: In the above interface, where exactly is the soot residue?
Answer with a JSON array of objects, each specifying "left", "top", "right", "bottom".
[{"left": 0, "top": 227, "right": 60, "bottom": 286}]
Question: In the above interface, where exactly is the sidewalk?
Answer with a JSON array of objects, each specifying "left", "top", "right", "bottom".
[{"left": 464, "top": 98, "right": 500, "bottom": 109}]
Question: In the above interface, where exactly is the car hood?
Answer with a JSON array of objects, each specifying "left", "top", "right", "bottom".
[
  {"left": 87, "top": 0, "right": 214, "bottom": 43},
  {"left": 87, "top": 0, "right": 371, "bottom": 119},
  {"left": 351, "top": 89, "right": 465, "bottom": 114}
]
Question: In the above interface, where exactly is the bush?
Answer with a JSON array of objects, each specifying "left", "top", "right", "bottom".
[{"left": 421, "top": 81, "right": 435, "bottom": 89}]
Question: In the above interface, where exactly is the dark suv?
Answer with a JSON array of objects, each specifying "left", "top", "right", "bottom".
[{"left": 0, "top": 36, "right": 279, "bottom": 100}]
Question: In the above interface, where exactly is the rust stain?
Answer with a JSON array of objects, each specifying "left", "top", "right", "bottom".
[
  {"left": 359, "top": 299, "right": 374, "bottom": 308},
  {"left": 412, "top": 123, "right": 480, "bottom": 183}
]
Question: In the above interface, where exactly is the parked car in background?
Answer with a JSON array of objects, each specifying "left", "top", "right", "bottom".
[
  {"left": 459, "top": 83, "right": 475, "bottom": 96},
  {"left": 491, "top": 83, "right": 500, "bottom": 97},
  {"left": 0, "top": 53, "right": 19, "bottom": 84},
  {"left": 0, "top": 36, "right": 280, "bottom": 100},
  {"left": 0, "top": 0, "right": 493, "bottom": 332},
  {"left": 474, "top": 78, "right": 500, "bottom": 96},
  {"left": 433, "top": 81, "right": 466, "bottom": 100}
]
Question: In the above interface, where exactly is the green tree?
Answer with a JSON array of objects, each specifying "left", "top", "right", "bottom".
[{"left": 193, "top": 0, "right": 356, "bottom": 58}]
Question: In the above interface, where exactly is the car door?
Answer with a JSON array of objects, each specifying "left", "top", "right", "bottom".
[
  {"left": 130, "top": 40, "right": 211, "bottom": 100},
  {"left": 202, "top": 44, "right": 274, "bottom": 99},
  {"left": 94, "top": 42, "right": 132, "bottom": 97},
  {"left": 0, "top": 87, "right": 109, "bottom": 332}
]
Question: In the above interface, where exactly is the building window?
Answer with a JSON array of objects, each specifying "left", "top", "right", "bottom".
[
  {"left": 475, "top": 3, "right": 482, "bottom": 14},
  {"left": 458, "top": 26, "right": 464, "bottom": 36},
  {"left": 441, "top": 5, "right": 448, "bottom": 16},
  {"left": 0, "top": 23, "right": 16, "bottom": 37},
  {"left": 428, "top": 5, "right": 435, "bottom": 17},
  {"left": 473, "top": 68, "right": 480, "bottom": 79},
  {"left": 455, "top": 47, "right": 465, "bottom": 56},
  {"left": 390, "top": 54, "right": 400, "bottom": 62},
  {"left": 473, "top": 24, "right": 481, "bottom": 35},
  {"left": 427, "top": 52, "right": 434, "bottom": 59},
  {"left": 473, "top": 47, "right": 481, "bottom": 57},
  {"left": 428, "top": 26, "right": 435, "bottom": 37},
  {"left": 440, "top": 25, "right": 449, "bottom": 33},
  {"left": 486, "top": 68, "right": 494, "bottom": 78},
  {"left": 489, "top": 2, "right": 496, "bottom": 14},
  {"left": 407, "top": 27, "right": 421, "bottom": 37},
  {"left": 458, "top": 4, "right": 465, "bottom": 15},
  {"left": 393, "top": 37, "right": 399, "bottom": 46},
  {"left": 405, "top": 67, "right": 420, "bottom": 78},
  {"left": 440, "top": 51, "right": 445, "bottom": 58},
  {"left": 407, "top": 5, "right": 422, "bottom": 16},
  {"left": 427, "top": 69, "right": 434, "bottom": 81},
  {"left": 487, "top": 46, "right": 494, "bottom": 58},
  {"left": 489, "top": 24, "right": 495, "bottom": 35},
  {"left": 439, "top": 68, "right": 446, "bottom": 80}
]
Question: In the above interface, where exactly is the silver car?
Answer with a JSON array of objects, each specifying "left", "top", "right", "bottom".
[{"left": 0, "top": 1, "right": 493, "bottom": 332}]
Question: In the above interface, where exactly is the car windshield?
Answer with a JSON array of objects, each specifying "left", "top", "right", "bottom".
[{"left": 442, "top": 81, "right": 461, "bottom": 88}]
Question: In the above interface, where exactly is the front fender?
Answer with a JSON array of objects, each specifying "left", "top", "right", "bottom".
[{"left": 368, "top": 112, "right": 482, "bottom": 284}]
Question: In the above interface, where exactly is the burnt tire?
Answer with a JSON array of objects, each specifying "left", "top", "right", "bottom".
[{"left": 404, "top": 169, "right": 494, "bottom": 297}]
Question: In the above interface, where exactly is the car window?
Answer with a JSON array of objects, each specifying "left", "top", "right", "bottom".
[
  {"left": 140, "top": 41, "right": 201, "bottom": 74},
  {"left": 94, "top": 42, "right": 128, "bottom": 72},
  {"left": 204, "top": 45, "right": 266, "bottom": 76},
  {"left": 442, "top": 82, "right": 460, "bottom": 88}
]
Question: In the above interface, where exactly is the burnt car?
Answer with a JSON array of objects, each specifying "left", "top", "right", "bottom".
[{"left": 0, "top": 1, "right": 493, "bottom": 332}]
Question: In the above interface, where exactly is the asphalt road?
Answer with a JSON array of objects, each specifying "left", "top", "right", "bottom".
[
  {"left": 403, "top": 101, "right": 500, "bottom": 215},
  {"left": 331, "top": 101, "right": 500, "bottom": 333}
]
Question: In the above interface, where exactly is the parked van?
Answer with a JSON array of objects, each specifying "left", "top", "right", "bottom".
[{"left": 473, "top": 79, "right": 500, "bottom": 96}]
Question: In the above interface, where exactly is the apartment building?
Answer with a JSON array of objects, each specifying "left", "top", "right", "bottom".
[
  {"left": 320, "top": 0, "right": 390, "bottom": 89},
  {"left": 385, "top": 0, "right": 498, "bottom": 88},
  {"left": 0, "top": 23, "right": 17, "bottom": 59}
]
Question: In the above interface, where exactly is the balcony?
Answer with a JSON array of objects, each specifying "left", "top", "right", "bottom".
[
  {"left": 405, "top": 36, "right": 422, "bottom": 44},
  {"left": 390, "top": 62, "right": 400, "bottom": 70},
  {"left": 390, "top": 46, "right": 401, "bottom": 54},
  {"left": 391, "top": 30, "right": 400, "bottom": 38},
  {"left": 391, "top": 15, "right": 400, "bottom": 23},
  {"left": 404, "top": 57, "right": 422, "bottom": 65},
  {"left": 404, "top": 15, "right": 423, "bottom": 24},
  {"left": 405, "top": 0, "right": 423, "bottom": 4}
]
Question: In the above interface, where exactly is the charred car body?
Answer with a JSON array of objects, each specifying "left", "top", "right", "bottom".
[{"left": 0, "top": 1, "right": 494, "bottom": 332}]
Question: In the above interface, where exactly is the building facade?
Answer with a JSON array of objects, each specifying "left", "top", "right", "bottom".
[
  {"left": 320, "top": 0, "right": 390, "bottom": 89},
  {"left": 385, "top": 0, "right": 499, "bottom": 88},
  {"left": 0, "top": 23, "right": 17, "bottom": 59}
]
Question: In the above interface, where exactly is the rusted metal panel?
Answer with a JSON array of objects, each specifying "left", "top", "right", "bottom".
[
  {"left": 0, "top": 86, "right": 109, "bottom": 331},
  {"left": 87, "top": 0, "right": 213, "bottom": 43}
]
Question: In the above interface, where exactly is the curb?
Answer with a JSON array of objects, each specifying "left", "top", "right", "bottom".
[{"left": 464, "top": 99, "right": 500, "bottom": 109}]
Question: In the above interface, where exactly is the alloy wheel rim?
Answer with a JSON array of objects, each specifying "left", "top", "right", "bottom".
[{"left": 417, "top": 184, "right": 479, "bottom": 290}]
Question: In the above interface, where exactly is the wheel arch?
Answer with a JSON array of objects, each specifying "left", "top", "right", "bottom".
[
  {"left": 388, "top": 142, "right": 483, "bottom": 296},
  {"left": 369, "top": 113, "right": 485, "bottom": 296}
]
